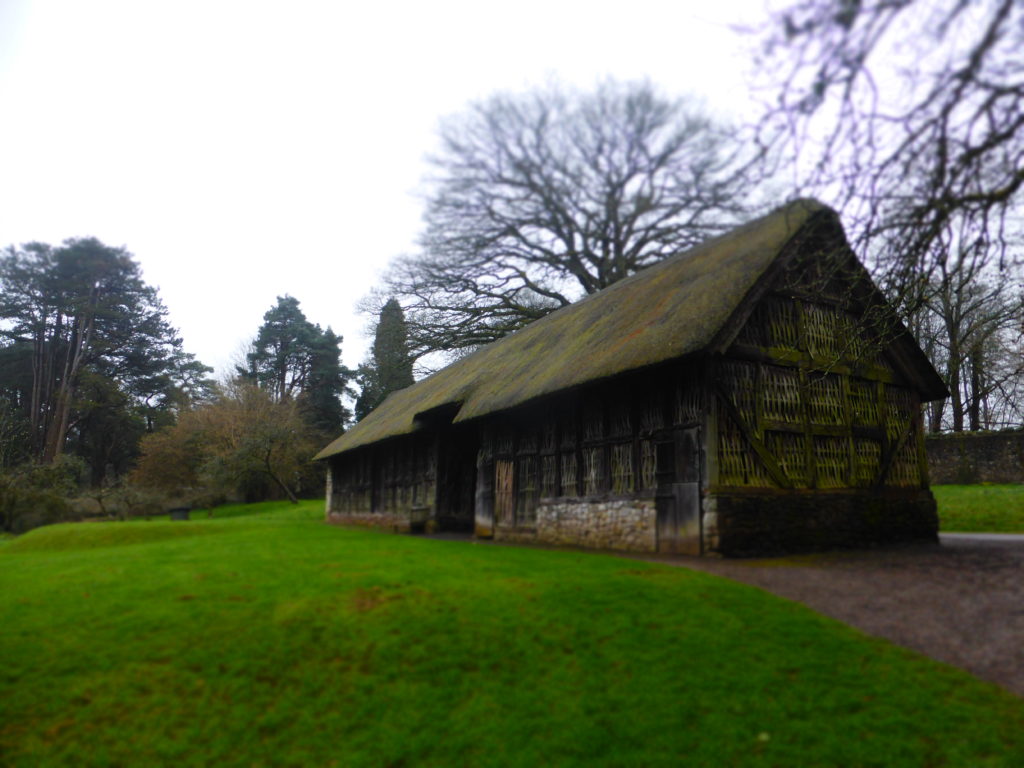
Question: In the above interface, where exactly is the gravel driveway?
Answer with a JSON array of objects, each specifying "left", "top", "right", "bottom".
[{"left": 657, "top": 535, "right": 1024, "bottom": 697}]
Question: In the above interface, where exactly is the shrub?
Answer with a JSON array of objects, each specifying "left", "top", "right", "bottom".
[{"left": 0, "top": 475, "right": 72, "bottom": 534}]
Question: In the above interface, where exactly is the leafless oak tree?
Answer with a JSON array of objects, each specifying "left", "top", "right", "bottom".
[
  {"left": 758, "top": 0, "right": 1023, "bottom": 282},
  {"left": 376, "top": 81, "right": 754, "bottom": 359},
  {"left": 758, "top": 0, "right": 1024, "bottom": 428}
]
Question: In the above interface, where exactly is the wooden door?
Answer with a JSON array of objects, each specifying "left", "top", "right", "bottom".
[
  {"left": 494, "top": 459, "right": 515, "bottom": 527},
  {"left": 656, "top": 427, "right": 702, "bottom": 555}
]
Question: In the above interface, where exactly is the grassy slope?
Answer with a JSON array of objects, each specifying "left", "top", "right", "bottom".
[
  {"left": 933, "top": 484, "right": 1024, "bottom": 532},
  {"left": 2, "top": 501, "right": 1023, "bottom": 767}
]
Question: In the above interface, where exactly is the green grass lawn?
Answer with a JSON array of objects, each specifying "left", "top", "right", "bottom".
[
  {"left": 934, "top": 484, "right": 1024, "bottom": 532},
  {"left": 2, "top": 500, "right": 1023, "bottom": 767}
]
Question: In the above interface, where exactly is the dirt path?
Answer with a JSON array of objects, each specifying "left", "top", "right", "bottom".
[{"left": 649, "top": 536, "right": 1024, "bottom": 697}]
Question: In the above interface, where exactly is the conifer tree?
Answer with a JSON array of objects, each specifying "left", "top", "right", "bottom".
[
  {"left": 241, "top": 295, "right": 351, "bottom": 435},
  {"left": 355, "top": 299, "right": 414, "bottom": 421}
]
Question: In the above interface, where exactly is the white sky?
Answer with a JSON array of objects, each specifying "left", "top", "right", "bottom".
[{"left": 0, "top": 0, "right": 768, "bottom": 376}]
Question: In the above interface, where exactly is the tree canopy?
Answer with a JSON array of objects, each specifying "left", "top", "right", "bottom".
[
  {"left": 758, "top": 0, "right": 1023, "bottom": 289},
  {"left": 239, "top": 295, "right": 351, "bottom": 436},
  {"left": 0, "top": 238, "right": 214, "bottom": 480},
  {"left": 758, "top": 0, "right": 1024, "bottom": 430},
  {"left": 375, "top": 80, "right": 754, "bottom": 359}
]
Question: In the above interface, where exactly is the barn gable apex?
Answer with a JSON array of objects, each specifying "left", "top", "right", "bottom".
[
  {"left": 316, "top": 199, "right": 945, "bottom": 461},
  {"left": 709, "top": 210, "right": 948, "bottom": 401}
]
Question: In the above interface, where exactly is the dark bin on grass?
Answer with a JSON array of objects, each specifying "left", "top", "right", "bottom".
[{"left": 169, "top": 507, "right": 191, "bottom": 521}]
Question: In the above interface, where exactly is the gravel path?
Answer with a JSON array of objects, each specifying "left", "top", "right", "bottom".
[{"left": 652, "top": 536, "right": 1024, "bottom": 697}]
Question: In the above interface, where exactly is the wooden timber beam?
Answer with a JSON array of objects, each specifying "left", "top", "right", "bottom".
[
  {"left": 872, "top": 420, "right": 915, "bottom": 489},
  {"left": 713, "top": 383, "right": 792, "bottom": 490}
]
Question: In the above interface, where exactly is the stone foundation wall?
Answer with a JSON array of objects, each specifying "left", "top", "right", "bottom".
[
  {"left": 523, "top": 497, "right": 658, "bottom": 552},
  {"left": 704, "top": 490, "right": 938, "bottom": 557},
  {"left": 326, "top": 511, "right": 413, "bottom": 533},
  {"left": 926, "top": 433, "right": 1024, "bottom": 484}
]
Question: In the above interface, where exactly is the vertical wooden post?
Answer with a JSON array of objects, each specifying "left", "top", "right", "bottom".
[
  {"left": 702, "top": 358, "right": 719, "bottom": 490},
  {"left": 840, "top": 373, "right": 855, "bottom": 487},
  {"left": 795, "top": 300, "right": 816, "bottom": 488}
]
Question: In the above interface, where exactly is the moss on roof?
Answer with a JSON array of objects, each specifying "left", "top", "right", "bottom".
[{"left": 317, "top": 200, "right": 840, "bottom": 460}]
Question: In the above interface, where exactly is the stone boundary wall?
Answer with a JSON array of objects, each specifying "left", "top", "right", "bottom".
[
  {"left": 531, "top": 497, "right": 658, "bottom": 552},
  {"left": 926, "top": 433, "right": 1024, "bottom": 484}
]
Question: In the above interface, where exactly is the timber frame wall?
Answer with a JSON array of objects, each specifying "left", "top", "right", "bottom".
[
  {"left": 326, "top": 271, "right": 939, "bottom": 556},
  {"left": 704, "top": 281, "right": 937, "bottom": 554}
]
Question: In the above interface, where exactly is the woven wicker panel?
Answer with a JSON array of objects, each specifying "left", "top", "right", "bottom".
[
  {"left": 718, "top": 409, "right": 772, "bottom": 487},
  {"left": 582, "top": 447, "right": 603, "bottom": 494},
  {"left": 808, "top": 374, "right": 845, "bottom": 425},
  {"left": 560, "top": 452, "right": 578, "bottom": 496},
  {"left": 610, "top": 442, "right": 634, "bottom": 493},
  {"left": 814, "top": 436, "right": 848, "bottom": 488},
  {"left": 517, "top": 456, "right": 538, "bottom": 523},
  {"left": 639, "top": 440, "right": 657, "bottom": 490},
  {"left": 494, "top": 459, "right": 515, "bottom": 525},
  {"left": 765, "top": 431, "right": 809, "bottom": 487},
  {"left": 803, "top": 303, "right": 840, "bottom": 359},
  {"left": 673, "top": 379, "right": 702, "bottom": 425},
  {"left": 640, "top": 395, "right": 665, "bottom": 432},
  {"left": 854, "top": 438, "right": 881, "bottom": 486},
  {"left": 848, "top": 379, "right": 879, "bottom": 425},
  {"left": 719, "top": 360, "right": 757, "bottom": 425},
  {"left": 836, "top": 313, "right": 868, "bottom": 360},
  {"left": 765, "top": 297, "right": 800, "bottom": 350},
  {"left": 888, "top": 440, "right": 921, "bottom": 487},
  {"left": 885, "top": 386, "right": 915, "bottom": 441},
  {"left": 541, "top": 455, "right": 558, "bottom": 497},
  {"left": 761, "top": 364, "right": 802, "bottom": 424}
]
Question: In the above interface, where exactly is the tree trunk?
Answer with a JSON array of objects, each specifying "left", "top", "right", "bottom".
[
  {"left": 968, "top": 344, "right": 984, "bottom": 431},
  {"left": 262, "top": 448, "right": 299, "bottom": 503}
]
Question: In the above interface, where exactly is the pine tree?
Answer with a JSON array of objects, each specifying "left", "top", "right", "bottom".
[
  {"left": 242, "top": 295, "right": 351, "bottom": 435},
  {"left": 355, "top": 299, "right": 414, "bottom": 421}
]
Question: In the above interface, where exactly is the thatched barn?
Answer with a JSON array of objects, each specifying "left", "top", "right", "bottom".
[{"left": 316, "top": 200, "right": 947, "bottom": 556}]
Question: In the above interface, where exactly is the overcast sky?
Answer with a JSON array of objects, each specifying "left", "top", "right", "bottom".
[{"left": 0, "top": 0, "right": 768, "bottom": 377}]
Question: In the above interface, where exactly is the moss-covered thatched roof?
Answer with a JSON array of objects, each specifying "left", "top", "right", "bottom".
[{"left": 316, "top": 200, "right": 939, "bottom": 460}]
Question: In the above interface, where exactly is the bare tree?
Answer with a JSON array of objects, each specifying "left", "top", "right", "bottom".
[
  {"left": 757, "top": 0, "right": 1024, "bottom": 291},
  {"left": 915, "top": 268, "right": 1023, "bottom": 431},
  {"left": 757, "top": 0, "right": 1024, "bottom": 429},
  {"left": 377, "top": 80, "right": 755, "bottom": 359}
]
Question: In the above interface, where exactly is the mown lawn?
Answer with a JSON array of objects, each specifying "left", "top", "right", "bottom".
[
  {"left": 2, "top": 500, "right": 1023, "bottom": 767},
  {"left": 934, "top": 484, "right": 1024, "bottom": 532}
]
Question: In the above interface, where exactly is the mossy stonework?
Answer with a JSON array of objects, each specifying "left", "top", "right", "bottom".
[
  {"left": 319, "top": 201, "right": 948, "bottom": 557},
  {"left": 926, "top": 432, "right": 1024, "bottom": 484},
  {"left": 704, "top": 491, "right": 939, "bottom": 557},
  {"left": 529, "top": 498, "right": 658, "bottom": 552}
]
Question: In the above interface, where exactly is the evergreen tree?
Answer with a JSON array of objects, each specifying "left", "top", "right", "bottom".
[
  {"left": 242, "top": 296, "right": 319, "bottom": 402},
  {"left": 355, "top": 299, "right": 414, "bottom": 421},
  {"left": 0, "top": 238, "right": 214, "bottom": 477},
  {"left": 300, "top": 327, "right": 350, "bottom": 436},
  {"left": 242, "top": 295, "right": 350, "bottom": 435}
]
